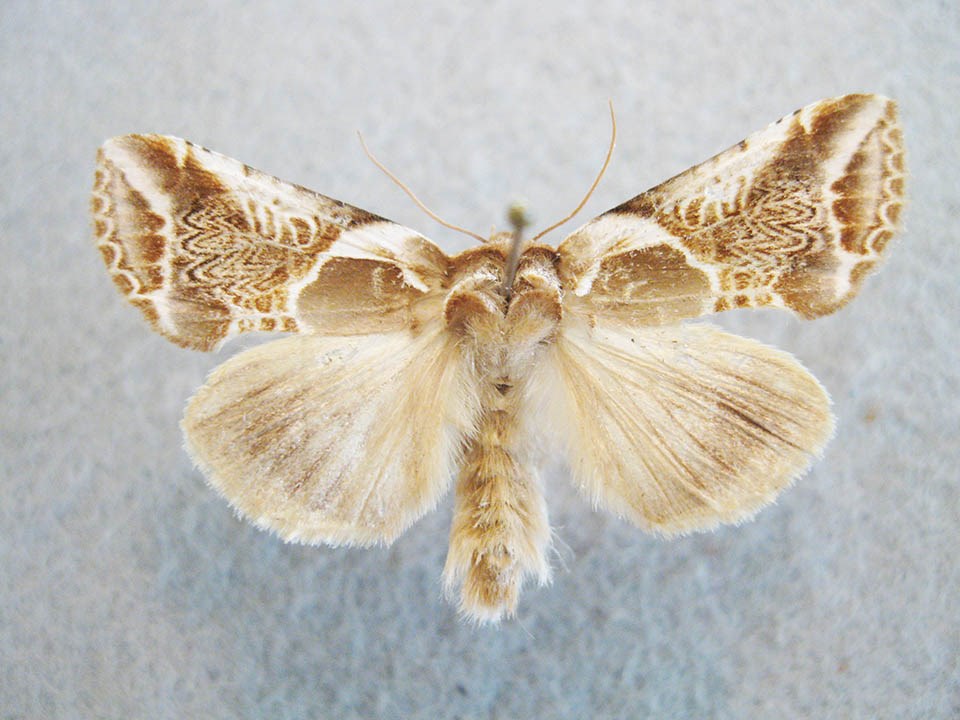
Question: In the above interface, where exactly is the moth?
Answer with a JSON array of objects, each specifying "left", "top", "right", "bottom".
[{"left": 92, "top": 94, "right": 904, "bottom": 622}]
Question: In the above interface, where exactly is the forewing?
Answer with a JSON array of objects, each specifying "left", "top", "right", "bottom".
[
  {"left": 558, "top": 94, "right": 905, "bottom": 326},
  {"left": 92, "top": 134, "right": 449, "bottom": 350},
  {"left": 544, "top": 321, "right": 834, "bottom": 536},
  {"left": 182, "top": 325, "right": 480, "bottom": 546}
]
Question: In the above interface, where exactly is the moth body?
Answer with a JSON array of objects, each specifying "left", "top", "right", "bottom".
[
  {"left": 92, "top": 94, "right": 904, "bottom": 623},
  {"left": 442, "top": 238, "right": 561, "bottom": 620}
]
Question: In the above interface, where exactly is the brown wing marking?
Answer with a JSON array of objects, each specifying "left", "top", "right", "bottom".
[
  {"left": 558, "top": 94, "right": 905, "bottom": 325},
  {"left": 92, "top": 134, "right": 447, "bottom": 350}
]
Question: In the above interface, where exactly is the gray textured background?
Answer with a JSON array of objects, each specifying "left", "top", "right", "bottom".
[{"left": 2, "top": 2, "right": 958, "bottom": 718}]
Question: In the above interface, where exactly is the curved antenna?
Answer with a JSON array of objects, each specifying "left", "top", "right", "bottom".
[
  {"left": 530, "top": 101, "right": 617, "bottom": 243},
  {"left": 357, "top": 132, "right": 486, "bottom": 243}
]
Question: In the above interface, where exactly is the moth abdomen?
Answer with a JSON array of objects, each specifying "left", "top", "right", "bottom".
[{"left": 442, "top": 379, "right": 551, "bottom": 622}]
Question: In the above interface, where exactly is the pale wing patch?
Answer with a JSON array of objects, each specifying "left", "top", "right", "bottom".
[
  {"left": 558, "top": 94, "right": 905, "bottom": 326},
  {"left": 182, "top": 327, "right": 479, "bottom": 546},
  {"left": 91, "top": 134, "right": 448, "bottom": 350},
  {"left": 544, "top": 320, "right": 834, "bottom": 536}
]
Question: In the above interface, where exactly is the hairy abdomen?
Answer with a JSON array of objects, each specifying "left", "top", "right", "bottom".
[{"left": 443, "top": 380, "right": 551, "bottom": 622}]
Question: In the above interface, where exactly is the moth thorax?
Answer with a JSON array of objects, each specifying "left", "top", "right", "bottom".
[
  {"left": 443, "top": 243, "right": 563, "bottom": 360},
  {"left": 443, "top": 243, "right": 509, "bottom": 337},
  {"left": 504, "top": 245, "right": 563, "bottom": 350},
  {"left": 443, "top": 277, "right": 505, "bottom": 341}
]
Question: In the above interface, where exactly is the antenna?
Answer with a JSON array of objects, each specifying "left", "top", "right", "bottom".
[
  {"left": 357, "top": 132, "right": 486, "bottom": 243},
  {"left": 530, "top": 101, "right": 617, "bottom": 243}
]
